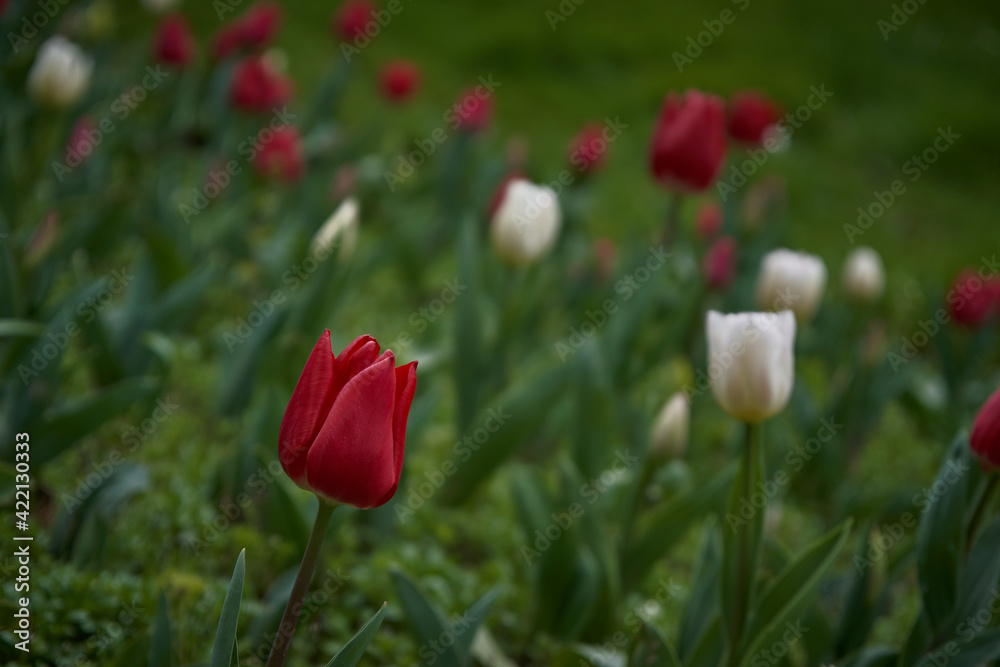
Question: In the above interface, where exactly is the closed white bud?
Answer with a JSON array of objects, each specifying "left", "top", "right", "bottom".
[
  {"left": 706, "top": 310, "right": 796, "bottom": 423},
  {"left": 651, "top": 392, "right": 689, "bottom": 460},
  {"left": 756, "top": 248, "right": 827, "bottom": 322},
  {"left": 312, "top": 198, "right": 359, "bottom": 260},
  {"left": 28, "top": 37, "right": 93, "bottom": 109},
  {"left": 842, "top": 246, "right": 885, "bottom": 302},
  {"left": 490, "top": 179, "right": 561, "bottom": 266}
]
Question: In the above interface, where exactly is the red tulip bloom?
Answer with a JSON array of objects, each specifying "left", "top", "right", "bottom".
[
  {"left": 949, "top": 270, "right": 1000, "bottom": 327},
  {"left": 230, "top": 56, "right": 293, "bottom": 113},
  {"left": 154, "top": 15, "right": 196, "bottom": 66},
  {"left": 212, "top": 24, "right": 244, "bottom": 60},
  {"left": 971, "top": 386, "right": 1000, "bottom": 469},
  {"left": 727, "top": 91, "right": 781, "bottom": 146},
  {"left": 279, "top": 331, "right": 417, "bottom": 508},
  {"left": 334, "top": 0, "right": 375, "bottom": 40},
  {"left": 379, "top": 60, "right": 421, "bottom": 103},
  {"left": 650, "top": 90, "right": 727, "bottom": 192},
  {"left": 569, "top": 123, "right": 608, "bottom": 172},
  {"left": 453, "top": 86, "right": 493, "bottom": 132},
  {"left": 703, "top": 235, "right": 737, "bottom": 290},
  {"left": 238, "top": 1, "right": 282, "bottom": 47},
  {"left": 695, "top": 202, "right": 723, "bottom": 240},
  {"left": 66, "top": 116, "right": 97, "bottom": 165},
  {"left": 253, "top": 126, "right": 304, "bottom": 182}
]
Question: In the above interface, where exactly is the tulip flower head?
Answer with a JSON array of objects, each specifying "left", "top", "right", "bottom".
[
  {"left": 252, "top": 126, "right": 303, "bottom": 182},
  {"left": 28, "top": 36, "right": 93, "bottom": 109},
  {"left": 453, "top": 86, "right": 494, "bottom": 133},
  {"left": 312, "top": 198, "right": 359, "bottom": 260},
  {"left": 489, "top": 179, "right": 562, "bottom": 266},
  {"left": 695, "top": 202, "right": 723, "bottom": 240},
  {"left": 727, "top": 91, "right": 782, "bottom": 146},
  {"left": 649, "top": 90, "right": 727, "bottom": 192},
  {"left": 568, "top": 123, "right": 608, "bottom": 172},
  {"left": 971, "top": 386, "right": 1000, "bottom": 469},
  {"left": 334, "top": 0, "right": 376, "bottom": 40},
  {"left": 756, "top": 249, "right": 828, "bottom": 322},
  {"left": 66, "top": 116, "right": 97, "bottom": 166},
  {"left": 154, "top": 15, "right": 196, "bottom": 66},
  {"left": 239, "top": 2, "right": 283, "bottom": 47},
  {"left": 651, "top": 392, "right": 690, "bottom": 460},
  {"left": 279, "top": 331, "right": 417, "bottom": 508},
  {"left": 842, "top": 246, "right": 886, "bottom": 302},
  {"left": 949, "top": 270, "right": 1000, "bottom": 327},
  {"left": 703, "top": 236, "right": 737, "bottom": 290},
  {"left": 379, "top": 60, "right": 421, "bottom": 103},
  {"left": 706, "top": 310, "right": 796, "bottom": 423},
  {"left": 229, "top": 56, "right": 293, "bottom": 112}
]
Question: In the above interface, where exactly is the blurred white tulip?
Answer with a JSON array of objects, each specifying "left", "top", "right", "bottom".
[
  {"left": 842, "top": 246, "right": 885, "bottom": 302},
  {"left": 27, "top": 36, "right": 93, "bottom": 109},
  {"left": 312, "top": 198, "right": 359, "bottom": 260},
  {"left": 706, "top": 310, "right": 796, "bottom": 423},
  {"left": 756, "top": 248, "right": 827, "bottom": 322},
  {"left": 651, "top": 392, "right": 689, "bottom": 460},
  {"left": 490, "top": 179, "right": 562, "bottom": 265}
]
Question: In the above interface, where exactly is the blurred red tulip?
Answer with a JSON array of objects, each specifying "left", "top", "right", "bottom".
[
  {"left": 971, "top": 386, "right": 1000, "bottom": 468},
  {"left": 379, "top": 60, "right": 421, "bottom": 103},
  {"left": 253, "top": 126, "right": 304, "bottom": 182},
  {"left": 949, "top": 270, "right": 1000, "bottom": 327},
  {"left": 212, "top": 24, "right": 243, "bottom": 60},
  {"left": 279, "top": 331, "right": 417, "bottom": 508},
  {"left": 334, "top": 0, "right": 376, "bottom": 40},
  {"left": 727, "top": 91, "right": 781, "bottom": 146},
  {"left": 230, "top": 56, "right": 293, "bottom": 112},
  {"left": 695, "top": 202, "right": 723, "bottom": 240},
  {"left": 239, "top": 1, "right": 282, "bottom": 47},
  {"left": 66, "top": 116, "right": 97, "bottom": 165},
  {"left": 568, "top": 123, "right": 608, "bottom": 172},
  {"left": 154, "top": 15, "right": 196, "bottom": 66},
  {"left": 453, "top": 86, "right": 493, "bottom": 132},
  {"left": 593, "top": 237, "right": 617, "bottom": 282},
  {"left": 703, "top": 235, "right": 737, "bottom": 290},
  {"left": 650, "top": 90, "right": 727, "bottom": 192}
]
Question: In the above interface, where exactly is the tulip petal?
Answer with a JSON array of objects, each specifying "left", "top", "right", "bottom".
[
  {"left": 306, "top": 353, "right": 396, "bottom": 508},
  {"left": 330, "top": 335, "right": 379, "bottom": 400},
  {"left": 373, "top": 361, "right": 417, "bottom": 507},
  {"left": 278, "top": 330, "right": 336, "bottom": 487}
]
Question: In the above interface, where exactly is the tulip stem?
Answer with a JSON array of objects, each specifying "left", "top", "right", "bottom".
[
  {"left": 730, "top": 422, "right": 756, "bottom": 666},
  {"left": 265, "top": 500, "right": 338, "bottom": 667},
  {"left": 663, "top": 191, "right": 683, "bottom": 248}
]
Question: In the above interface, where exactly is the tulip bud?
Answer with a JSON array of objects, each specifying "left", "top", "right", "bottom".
[
  {"left": 333, "top": 0, "right": 376, "bottom": 40},
  {"left": 27, "top": 36, "right": 93, "bottom": 109},
  {"left": 651, "top": 393, "right": 689, "bottom": 461},
  {"left": 756, "top": 249, "right": 828, "bottom": 322},
  {"left": 948, "top": 270, "right": 1000, "bottom": 327},
  {"left": 568, "top": 123, "right": 608, "bottom": 173},
  {"left": 706, "top": 310, "right": 796, "bottom": 423},
  {"left": 153, "top": 15, "right": 196, "bottom": 66},
  {"left": 649, "top": 90, "right": 727, "bottom": 192},
  {"left": 279, "top": 331, "right": 417, "bottom": 508},
  {"left": 453, "top": 86, "right": 494, "bottom": 133},
  {"left": 842, "top": 246, "right": 886, "bottom": 302},
  {"left": 489, "top": 178, "right": 562, "bottom": 266},
  {"left": 252, "top": 126, "right": 303, "bottom": 182},
  {"left": 726, "top": 91, "right": 782, "bottom": 146},
  {"left": 379, "top": 60, "right": 421, "bottom": 104},
  {"left": 695, "top": 202, "right": 723, "bottom": 240},
  {"left": 702, "top": 236, "right": 737, "bottom": 290},
  {"left": 229, "top": 56, "right": 293, "bottom": 113},
  {"left": 312, "top": 198, "right": 359, "bottom": 260},
  {"left": 971, "top": 386, "right": 1000, "bottom": 469}
]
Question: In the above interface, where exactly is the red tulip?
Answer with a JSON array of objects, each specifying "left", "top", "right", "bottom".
[
  {"left": 252, "top": 126, "right": 304, "bottom": 182},
  {"left": 238, "top": 1, "right": 282, "bottom": 47},
  {"left": 453, "top": 86, "right": 493, "bottom": 132},
  {"left": 650, "top": 90, "right": 727, "bottom": 192},
  {"left": 153, "top": 15, "right": 196, "bottom": 66},
  {"left": 66, "top": 116, "right": 97, "bottom": 165},
  {"left": 727, "top": 91, "right": 781, "bottom": 146},
  {"left": 949, "top": 270, "right": 1000, "bottom": 327},
  {"left": 212, "top": 24, "right": 244, "bottom": 60},
  {"left": 695, "top": 202, "right": 723, "bottom": 240},
  {"left": 334, "top": 0, "right": 376, "bottom": 40},
  {"left": 568, "top": 123, "right": 608, "bottom": 172},
  {"left": 229, "top": 56, "right": 293, "bottom": 112},
  {"left": 971, "top": 386, "right": 1000, "bottom": 468},
  {"left": 379, "top": 60, "right": 421, "bottom": 103},
  {"left": 279, "top": 331, "right": 417, "bottom": 508},
  {"left": 702, "top": 235, "right": 737, "bottom": 290}
]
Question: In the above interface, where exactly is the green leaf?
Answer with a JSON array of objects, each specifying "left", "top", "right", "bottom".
[
  {"left": 148, "top": 592, "right": 171, "bottom": 667},
  {"left": 835, "top": 526, "right": 889, "bottom": 657},
  {"left": 325, "top": 602, "right": 387, "bottom": 667},
  {"left": 453, "top": 215, "right": 483, "bottom": 433},
  {"left": 0, "top": 319, "right": 44, "bottom": 338},
  {"left": 452, "top": 587, "right": 500, "bottom": 663},
  {"left": 935, "top": 628, "right": 1000, "bottom": 667},
  {"left": 838, "top": 646, "right": 898, "bottom": 667},
  {"left": 210, "top": 550, "right": 246, "bottom": 667},
  {"left": 629, "top": 621, "right": 682, "bottom": 666},
  {"left": 391, "top": 570, "right": 453, "bottom": 654},
  {"left": 683, "top": 615, "right": 725, "bottom": 667},
  {"left": 950, "top": 518, "right": 1000, "bottom": 638},
  {"left": 677, "top": 518, "right": 723, "bottom": 662}
]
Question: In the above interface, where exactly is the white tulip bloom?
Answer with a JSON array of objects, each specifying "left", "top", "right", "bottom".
[
  {"left": 27, "top": 37, "right": 93, "bottom": 109},
  {"left": 706, "top": 310, "right": 796, "bottom": 423},
  {"left": 312, "top": 198, "right": 359, "bottom": 260},
  {"left": 756, "top": 249, "right": 827, "bottom": 322},
  {"left": 651, "top": 392, "right": 689, "bottom": 460},
  {"left": 842, "top": 246, "right": 885, "bottom": 302},
  {"left": 490, "top": 179, "right": 562, "bottom": 266}
]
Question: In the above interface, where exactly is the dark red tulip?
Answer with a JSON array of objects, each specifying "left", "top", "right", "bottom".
[
  {"left": 568, "top": 123, "right": 608, "bottom": 172},
  {"left": 66, "top": 116, "right": 97, "bottom": 165},
  {"left": 334, "top": 0, "right": 376, "bottom": 40},
  {"left": 153, "top": 15, "right": 196, "bottom": 66},
  {"left": 702, "top": 235, "right": 737, "bottom": 290},
  {"left": 238, "top": 1, "right": 282, "bottom": 47},
  {"left": 253, "top": 126, "right": 304, "bottom": 182},
  {"left": 727, "top": 91, "right": 781, "bottom": 146},
  {"left": 949, "top": 270, "right": 1000, "bottom": 327},
  {"left": 649, "top": 90, "right": 727, "bottom": 193},
  {"left": 379, "top": 60, "right": 421, "bottom": 103},
  {"left": 453, "top": 86, "right": 493, "bottom": 132},
  {"left": 695, "top": 202, "right": 723, "bottom": 240},
  {"left": 229, "top": 56, "right": 293, "bottom": 113},
  {"left": 279, "top": 331, "right": 417, "bottom": 508},
  {"left": 971, "top": 386, "right": 1000, "bottom": 469},
  {"left": 212, "top": 24, "right": 244, "bottom": 60}
]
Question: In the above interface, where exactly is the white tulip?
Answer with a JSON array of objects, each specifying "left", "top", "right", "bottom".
[
  {"left": 706, "top": 310, "right": 796, "bottom": 423},
  {"left": 651, "top": 392, "right": 689, "bottom": 460},
  {"left": 842, "top": 246, "right": 885, "bottom": 302},
  {"left": 756, "top": 249, "right": 827, "bottom": 322},
  {"left": 141, "top": 0, "right": 181, "bottom": 12},
  {"left": 490, "top": 179, "right": 562, "bottom": 265},
  {"left": 27, "top": 37, "right": 93, "bottom": 109},
  {"left": 312, "top": 198, "right": 359, "bottom": 260}
]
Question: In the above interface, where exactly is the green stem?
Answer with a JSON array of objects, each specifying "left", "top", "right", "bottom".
[
  {"left": 662, "top": 190, "right": 683, "bottom": 248},
  {"left": 730, "top": 422, "right": 755, "bottom": 667},
  {"left": 967, "top": 475, "right": 999, "bottom": 554},
  {"left": 265, "top": 500, "right": 337, "bottom": 667}
]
